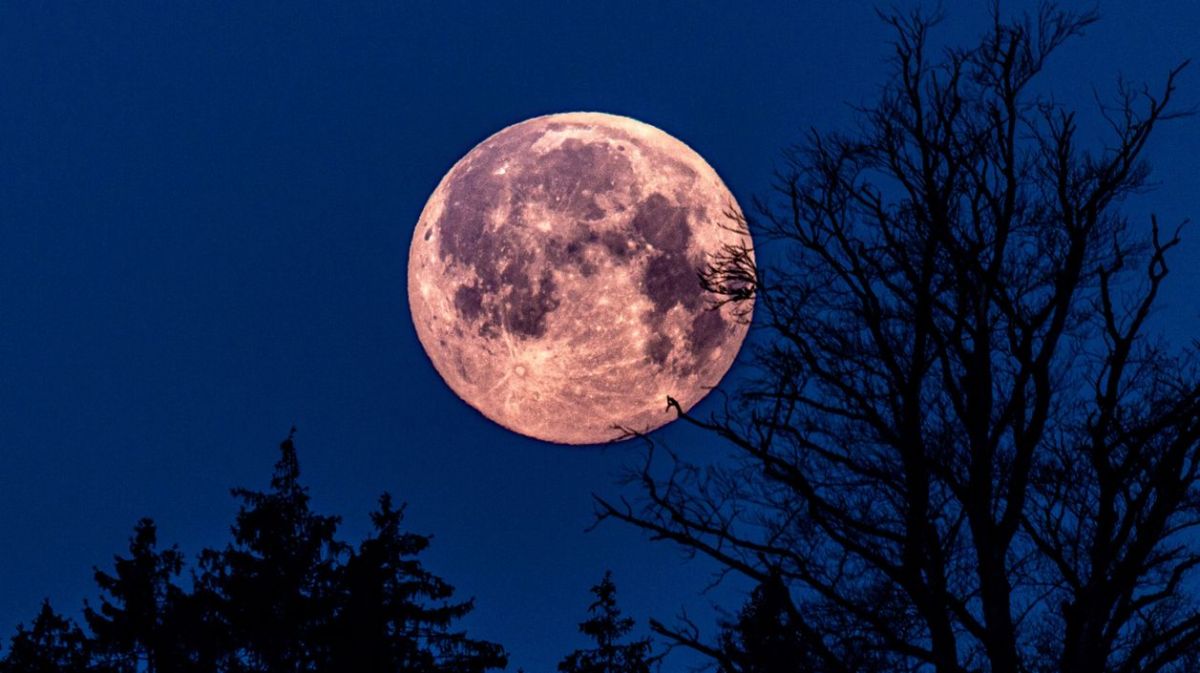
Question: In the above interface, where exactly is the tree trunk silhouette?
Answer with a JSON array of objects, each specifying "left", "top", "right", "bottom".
[{"left": 597, "top": 5, "right": 1199, "bottom": 673}]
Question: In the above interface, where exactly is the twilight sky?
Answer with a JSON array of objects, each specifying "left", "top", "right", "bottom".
[{"left": 1, "top": 2, "right": 1197, "bottom": 671}]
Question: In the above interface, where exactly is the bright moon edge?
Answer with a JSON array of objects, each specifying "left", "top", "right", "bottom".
[{"left": 407, "top": 111, "right": 753, "bottom": 445}]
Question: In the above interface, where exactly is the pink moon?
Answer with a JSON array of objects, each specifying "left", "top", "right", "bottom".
[{"left": 408, "top": 112, "right": 753, "bottom": 444}]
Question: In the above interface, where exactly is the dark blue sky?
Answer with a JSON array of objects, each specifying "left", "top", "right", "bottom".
[{"left": 1, "top": 2, "right": 1196, "bottom": 671}]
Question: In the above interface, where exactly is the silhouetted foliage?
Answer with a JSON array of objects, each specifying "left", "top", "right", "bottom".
[
  {"left": 0, "top": 602, "right": 91, "bottom": 673},
  {"left": 197, "top": 430, "right": 346, "bottom": 673},
  {"left": 0, "top": 431, "right": 507, "bottom": 673},
  {"left": 84, "top": 518, "right": 189, "bottom": 673},
  {"left": 330, "top": 493, "right": 507, "bottom": 673},
  {"left": 715, "top": 572, "right": 816, "bottom": 673},
  {"left": 597, "top": 5, "right": 1200, "bottom": 673},
  {"left": 558, "top": 572, "right": 654, "bottom": 673}
]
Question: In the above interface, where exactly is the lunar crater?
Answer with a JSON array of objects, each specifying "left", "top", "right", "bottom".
[{"left": 409, "top": 112, "right": 752, "bottom": 444}]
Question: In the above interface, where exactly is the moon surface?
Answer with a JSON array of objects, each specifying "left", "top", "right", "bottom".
[{"left": 408, "top": 112, "right": 753, "bottom": 444}]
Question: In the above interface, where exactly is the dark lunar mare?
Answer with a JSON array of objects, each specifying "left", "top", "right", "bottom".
[
  {"left": 512, "top": 137, "right": 624, "bottom": 221},
  {"left": 436, "top": 121, "right": 731, "bottom": 374},
  {"left": 438, "top": 124, "right": 630, "bottom": 339},
  {"left": 630, "top": 194, "right": 730, "bottom": 371}
]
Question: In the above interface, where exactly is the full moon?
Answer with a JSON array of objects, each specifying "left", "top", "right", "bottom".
[{"left": 408, "top": 112, "right": 753, "bottom": 444}]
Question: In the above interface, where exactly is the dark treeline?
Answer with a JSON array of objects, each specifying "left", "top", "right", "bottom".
[
  {"left": 0, "top": 430, "right": 506, "bottom": 673},
  {"left": 0, "top": 432, "right": 668, "bottom": 673},
  {"left": 9, "top": 4, "right": 1197, "bottom": 673}
]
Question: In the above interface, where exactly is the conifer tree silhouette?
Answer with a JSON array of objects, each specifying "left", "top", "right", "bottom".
[
  {"left": 715, "top": 573, "right": 815, "bottom": 673},
  {"left": 0, "top": 432, "right": 509, "bottom": 673},
  {"left": 0, "top": 601, "right": 92, "bottom": 673},
  {"left": 329, "top": 493, "right": 507, "bottom": 673},
  {"left": 84, "top": 518, "right": 188, "bottom": 673},
  {"left": 558, "top": 572, "right": 653, "bottom": 673},
  {"left": 196, "top": 429, "right": 345, "bottom": 673}
]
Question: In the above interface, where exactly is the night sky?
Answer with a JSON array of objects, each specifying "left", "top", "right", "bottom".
[{"left": 2, "top": 2, "right": 1197, "bottom": 671}]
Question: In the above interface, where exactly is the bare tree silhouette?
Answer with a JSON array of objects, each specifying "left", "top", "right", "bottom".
[{"left": 597, "top": 5, "right": 1200, "bottom": 673}]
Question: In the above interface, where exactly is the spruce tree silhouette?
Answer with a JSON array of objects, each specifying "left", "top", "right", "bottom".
[
  {"left": 715, "top": 573, "right": 816, "bottom": 673},
  {"left": 0, "top": 601, "right": 92, "bottom": 673},
  {"left": 196, "top": 429, "right": 346, "bottom": 673},
  {"left": 84, "top": 518, "right": 188, "bottom": 673},
  {"left": 0, "top": 431, "right": 509, "bottom": 672},
  {"left": 329, "top": 493, "right": 507, "bottom": 673},
  {"left": 558, "top": 572, "right": 653, "bottom": 673}
]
